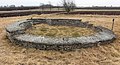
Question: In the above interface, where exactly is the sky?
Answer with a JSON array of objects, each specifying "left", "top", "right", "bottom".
[{"left": 1, "top": 0, "right": 120, "bottom": 7}]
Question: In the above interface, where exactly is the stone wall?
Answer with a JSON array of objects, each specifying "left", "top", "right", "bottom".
[{"left": 6, "top": 18, "right": 116, "bottom": 51}]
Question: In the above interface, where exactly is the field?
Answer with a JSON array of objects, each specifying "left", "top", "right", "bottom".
[
  {"left": 0, "top": 14, "right": 120, "bottom": 65},
  {"left": 2, "top": 8, "right": 120, "bottom": 17}
]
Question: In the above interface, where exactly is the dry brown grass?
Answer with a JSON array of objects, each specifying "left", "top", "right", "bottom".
[
  {"left": 26, "top": 24, "right": 95, "bottom": 37},
  {"left": 0, "top": 14, "right": 120, "bottom": 65}
]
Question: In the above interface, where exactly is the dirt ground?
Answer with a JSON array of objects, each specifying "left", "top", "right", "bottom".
[{"left": 0, "top": 14, "right": 120, "bottom": 65}]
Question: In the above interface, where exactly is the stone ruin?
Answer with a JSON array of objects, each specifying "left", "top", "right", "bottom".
[{"left": 5, "top": 19, "right": 116, "bottom": 51}]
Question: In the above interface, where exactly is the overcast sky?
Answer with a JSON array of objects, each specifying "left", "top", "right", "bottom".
[{"left": 1, "top": 0, "right": 120, "bottom": 7}]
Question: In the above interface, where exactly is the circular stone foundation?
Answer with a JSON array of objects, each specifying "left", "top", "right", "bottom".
[{"left": 6, "top": 18, "right": 116, "bottom": 51}]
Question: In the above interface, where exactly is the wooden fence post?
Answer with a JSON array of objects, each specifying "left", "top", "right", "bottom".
[{"left": 112, "top": 19, "right": 115, "bottom": 30}]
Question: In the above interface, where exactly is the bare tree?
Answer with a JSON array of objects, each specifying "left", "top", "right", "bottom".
[
  {"left": 57, "top": 3, "right": 60, "bottom": 11},
  {"left": 48, "top": 1, "right": 52, "bottom": 11},
  {"left": 62, "top": 0, "right": 76, "bottom": 13},
  {"left": 40, "top": 3, "right": 44, "bottom": 11}
]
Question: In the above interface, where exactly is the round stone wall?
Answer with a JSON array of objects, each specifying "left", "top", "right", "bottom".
[{"left": 6, "top": 18, "right": 116, "bottom": 51}]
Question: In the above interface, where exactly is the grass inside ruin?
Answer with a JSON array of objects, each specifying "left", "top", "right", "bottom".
[
  {"left": 26, "top": 24, "right": 95, "bottom": 37},
  {"left": 26, "top": 24, "right": 96, "bottom": 37}
]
